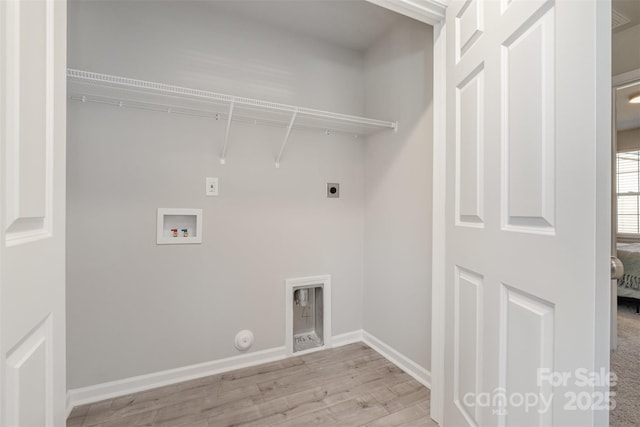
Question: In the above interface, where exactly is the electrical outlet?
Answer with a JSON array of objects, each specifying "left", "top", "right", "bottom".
[{"left": 206, "top": 177, "right": 219, "bottom": 196}]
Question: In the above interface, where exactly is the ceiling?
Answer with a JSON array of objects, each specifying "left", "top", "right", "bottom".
[
  {"left": 612, "top": 1, "right": 640, "bottom": 130},
  {"left": 203, "top": 0, "right": 408, "bottom": 52},
  {"left": 613, "top": 0, "right": 640, "bottom": 32},
  {"left": 617, "top": 82, "right": 640, "bottom": 131}
]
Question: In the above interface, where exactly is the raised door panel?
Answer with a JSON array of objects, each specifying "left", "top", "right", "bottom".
[
  {"left": 500, "top": 285, "right": 554, "bottom": 427},
  {"left": 4, "top": 0, "right": 53, "bottom": 246},
  {"left": 500, "top": 3, "right": 555, "bottom": 234},
  {"left": 456, "top": 0, "right": 483, "bottom": 61},
  {"left": 454, "top": 267, "right": 483, "bottom": 427},
  {"left": 5, "top": 317, "right": 52, "bottom": 426},
  {"left": 456, "top": 65, "right": 485, "bottom": 226}
]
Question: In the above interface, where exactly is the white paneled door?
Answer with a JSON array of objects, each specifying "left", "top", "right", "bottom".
[
  {"left": 444, "top": 1, "right": 610, "bottom": 426},
  {"left": 0, "top": 0, "right": 67, "bottom": 425}
]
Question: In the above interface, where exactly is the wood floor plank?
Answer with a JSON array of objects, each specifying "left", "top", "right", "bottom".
[
  {"left": 68, "top": 343, "right": 435, "bottom": 427},
  {"left": 184, "top": 421, "right": 209, "bottom": 427},
  {"left": 222, "top": 358, "right": 305, "bottom": 381},
  {"left": 219, "top": 363, "right": 310, "bottom": 394},
  {"left": 383, "top": 380, "right": 431, "bottom": 413},
  {"left": 110, "top": 383, "right": 182, "bottom": 411},
  {"left": 153, "top": 411, "right": 210, "bottom": 427},
  {"left": 82, "top": 401, "right": 121, "bottom": 426},
  {"left": 256, "top": 354, "right": 390, "bottom": 399},
  {"left": 69, "top": 404, "right": 90, "bottom": 419},
  {"left": 227, "top": 397, "right": 291, "bottom": 426},
  {"left": 363, "top": 401, "right": 430, "bottom": 427},
  {"left": 326, "top": 394, "right": 390, "bottom": 425},
  {"left": 322, "top": 380, "right": 394, "bottom": 407},
  {"left": 152, "top": 385, "right": 260, "bottom": 426},
  {"left": 355, "top": 365, "right": 414, "bottom": 388},
  {"left": 66, "top": 416, "right": 85, "bottom": 427},
  {"left": 92, "top": 409, "right": 157, "bottom": 427},
  {"left": 399, "top": 415, "right": 439, "bottom": 427},
  {"left": 82, "top": 381, "right": 221, "bottom": 426},
  {"left": 271, "top": 407, "right": 338, "bottom": 426},
  {"left": 214, "top": 385, "right": 330, "bottom": 426}
]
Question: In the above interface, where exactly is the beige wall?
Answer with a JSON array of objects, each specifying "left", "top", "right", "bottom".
[
  {"left": 617, "top": 127, "right": 640, "bottom": 152},
  {"left": 613, "top": 23, "right": 640, "bottom": 76}
]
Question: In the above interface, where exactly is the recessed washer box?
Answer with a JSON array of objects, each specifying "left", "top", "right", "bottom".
[
  {"left": 285, "top": 275, "right": 332, "bottom": 356},
  {"left": 157, "top": 208, "right": 202, "bottom": 245}
]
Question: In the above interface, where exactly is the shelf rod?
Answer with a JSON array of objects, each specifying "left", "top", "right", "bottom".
[
  {"left": 220, "top": 101, "right": 235, "bottom": 165},
  {"left": 275, "top": 110, "right": 298, "bottom": 169},
  {"left": 66, "top": 69, "right": 397, "bottom": 132}
]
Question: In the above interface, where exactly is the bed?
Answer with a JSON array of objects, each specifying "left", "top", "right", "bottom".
[{"left": 616, "top": 243, "right": 640, "bottom": 302}]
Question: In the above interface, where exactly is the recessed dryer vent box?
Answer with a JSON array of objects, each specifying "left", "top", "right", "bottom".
[{"left": 157, "top": 208, "right": 202, "bottom": 245}]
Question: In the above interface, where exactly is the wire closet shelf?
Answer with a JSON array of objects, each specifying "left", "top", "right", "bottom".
[{"left": 67, "top": 69, "right": 398, "bottom": 167}]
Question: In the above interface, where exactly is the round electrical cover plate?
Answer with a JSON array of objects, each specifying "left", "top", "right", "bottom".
[{"left": 234, "top": 330, "right": 254, "bottom": 351}]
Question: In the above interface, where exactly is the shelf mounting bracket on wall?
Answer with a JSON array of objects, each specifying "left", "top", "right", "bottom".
[
  {"left": 220, "top": 100, "right": 235, "bottom": 165},
  {"left": 275, "top": 110, "right": 298, "bottom": 169}
]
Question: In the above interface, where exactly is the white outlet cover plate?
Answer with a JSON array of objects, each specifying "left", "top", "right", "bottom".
[{"left": 206, "top": 177, "right": 218, "bottom": 196}]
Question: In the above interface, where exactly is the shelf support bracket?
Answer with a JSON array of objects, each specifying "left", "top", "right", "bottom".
[
  {"left": 275, "top": 110, "right": 298, "bottom": 169},
  {"left": 220, "top": 101, "right": 235, "bottom": 165}
]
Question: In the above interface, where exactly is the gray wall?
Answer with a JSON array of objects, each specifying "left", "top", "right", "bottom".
[
  {"left": 363, "top": 22, "right": 434, "bottom": 370},
  {"left": 67, "top": 1, "right": 365, "bottom": 112},
  {"left": 67, "top": 0, "right": 433, "bottom": 389},
  {"left": 67, "top": 1, "right": 366, "bottom": 389}
]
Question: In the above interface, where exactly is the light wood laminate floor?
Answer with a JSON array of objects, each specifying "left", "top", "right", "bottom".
[{"left": 67, "top": 343, "right": 436, "bottom": 427}]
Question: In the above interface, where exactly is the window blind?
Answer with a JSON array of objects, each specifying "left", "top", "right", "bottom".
[{"left": 618, "top": 150, "right": 640, "bottom": 234}]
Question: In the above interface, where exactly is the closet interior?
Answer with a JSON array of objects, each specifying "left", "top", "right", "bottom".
[{"left": 66, "top": 0, "right": 434, "bottom": 399}]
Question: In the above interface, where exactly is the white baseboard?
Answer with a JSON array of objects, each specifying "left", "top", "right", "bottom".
[
  {"left": 67, "top": 345, "right": 287, "bottom": 410},
  {"left": 67, "top": 331, "right": 364, "bottom": 412},
  {"left": 331, "top": 330, "right": 364, "bottom": 347},
  {"left": 66, "top": 329, "right": 430, "bottom": 414},
  {"left": 362, "top": 331, "right": 432, "bottom": 389}
]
